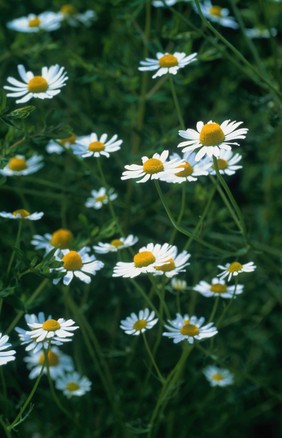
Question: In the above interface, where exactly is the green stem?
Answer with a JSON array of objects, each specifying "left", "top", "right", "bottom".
[
  {"left": 208, "top": 296, "right": 220, "bottom": 323},
  {"left": 169, "top": 76, "right": 185, "bottom": 129},
  {"left": 0, "top": 418, "right": 12, "bottom": 438},
  {"left": 6, "top": 220, "right": 23, "bottom": 279},
  {"left": 216, "top": 278, "right": 238, "bottom": 328},
  {"left": 130, "top": 278, "right": 159, "bottom": 315},
  {"left": 142, "top": 333, "right": 165, "bottom": 384}
]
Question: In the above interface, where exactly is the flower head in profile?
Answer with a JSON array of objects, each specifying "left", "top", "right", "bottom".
[
  {"left": 121, "top": 150, "right": 182, "bottom": 183},
  {"left": 245, "top": 27, "right": 277, "bottom": 39},
  {"left": 120, "top": 309, "right": 158, "bottom": 335},
  {"left": 195, "top": 1, "right": 239, "bottom": 29},
  {"left": 162, "top": 313, "right": 218, "bottom": 344},
  {"left": 178, "top": 120, "right": 248, "bottom": 161},
  {"left": 46, "top": 132, "right": 78, "bottom": 154},
  {"left": 208, "top": 150, "right": 242, "bottom": 176},
  {"left": 203, "top": 365, "right": 234, "bottom": 387},
  {"left": 217, "top": 261, "right": 256, "bottom": 282},
  {"left": 193, "top": 278, "right": 243, "bottom": 299},
  {"left": 52, "top": 247, "right": 104, "bottom": 285},
  {"left": 59, "top": 5, "right": 96, "bottom": 27},
  {"left": 55, "top": 371, "right": 92, "bottom": 397},
  {"left": 162, "top": 151, "right": 211, "bottom": 183},
  {"left": 85, "top": 187, "right": 118, "bottom": 210},
  {"left": 93, "top": 235, "right": 138, "bottom": 254},
  {"left": 113, "top": 242, "right": 183, "bottom": 278},
  {"left": 4, "top": 64, "right": 68, "bottom": 104},
  {"left": 31, "top": 228, "right": 74, "bottom": 254},
  {"left": 72, "top": 132, "right": 122, "bottom": 158},
  {"left": 0, "top": 333, "right": 16, "bottom": 366},
  {"left": 0, "top": 155, "right": 44, "bottom": 176},
  {"left": 0, "top": 209, "right": 44, "bottom": 221},
  {"left": 24, "top": 347, "right": 74, "bottom": 380},
  {"left": 7, "top": 12, "right": 62, "bottom": 33},
  {"left": 139, "top": 51, "right": 197, "bottom": 79},
  {"left": 170, "top": 278, "right": 188, "bottom": 292},
  {"left": 152, "top": 0, "right": 178, "bottom": 7}
]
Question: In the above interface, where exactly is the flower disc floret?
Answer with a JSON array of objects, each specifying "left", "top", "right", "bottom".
[
  {"left": 13, "top": 209, "right": 30, "bottom": 217},
  {"left": 8, "top": 157, "right": 27, "bottom": 171},
  {"left": 209, "top": 6, "right": 222, "bottom": 16},
  {"left": 42, "top": 319, "right": 61, "bottom": 331},
  {"left": 180, "top": 323, "right": 199, "bottom": 336},
  {"left": 28, "top": 76, "right": 48, "bottom": 92},
  {"left": 29, "top": 17, "right": 41, "bottom": 27},
  {"left": 88, "top": 141, "right": 105, "bottom": 152},
  {"left": 158, "top": 54, "right": 178, "bottom": 67},
  {"left": 50, "top": 228, "right": 73, "bottom": 248},
  {"left": 62, "top": 251, "right": 83, "bottom": 271},
  {"left": 199, "top": 123, "right": 225, "bottom": 146},
  {"left": 134, "top": 251, "right": 156, "bottom": 268},
  {"left": 143, "top": 158, "right": 164, "bottom": 174}
]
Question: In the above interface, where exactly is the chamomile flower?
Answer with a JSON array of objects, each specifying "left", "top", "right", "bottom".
[
  {"left": 31, "top": 228, "right": 74, "bottom": 254},
  {"left": 152, "top": 0, "right": 178, "bottom": 6},
  {"left": 208, "top": 150, "right": 242, "bottom": 176},
  {"left": 152, "top": 247, "right": 191, "bottom": 278},
  {"left": 170, "top": 278, "right": 188, "bottom": 292},
  {"left": 16, "top": 313, "right": 50, "bottom": 353},
  {"left": 59, "top": 5, "right": 96, "bottom": 27},
  {"left": 55, "top": 371, "right": 92, "bottom": 397},
  {"left": 46, "top": 132, "right": 78, "bottom": 154},
  {"left": 195, "top": 1, "right": 239, "bottom": 29},
  {"left": 72, "top": 132, "right": 122, "bottom": 158},
  {"left": 0, "top": 209, "right": 44, "bottom": 221},
  {"left": 85, "top": 187, "right": 118, "bottom": 210},
  {"left": 93, "top": 235, "right": 138, "bottom": 254},
  {"left": 120, "top": 309, "right": 158, "bottom": 335},
  {"left": 193, "top": 278, "right": 244, "bottom": 299},
  {"left": 113, "top": 242, "right": 181, "bottom": 278},
  {"left": 0, "top": 333, "right": 16, "bottom": 366},
  {"left": 178, "top": 120, "right": 248, "bottom": 161},
  {"left": 4, "top": 64, "right": 68, "bottom": 104},
  {"left": 52, "top": 247, "right": 104, "bottom": 285},
  {"left": 162, "top": 151, "right": 211, "bottom": 183},
  {"left": 0, "top": 155, "right": 44, "bottom": 176},
  {"left": 138, "top": 51, "right": 197, "bottom": 79},
  {"left": 217, "top": 261, "right": 256, "bottom": 282},
  {"left": 203, "top": 365, "right": 234, "bottom": 387},
  {"left": 163, "top": 313, "right": 218, "bottom": 344},
  {"left": 121, "top": 150, "right": 182, "bottom": 183},
  {"left": 7, "top": 12, "right": 62, "bottom": 33},
  {"left": 24, "top": 347, "right": 74, "bottom": 380},
  {"left": 245, "top": 27, "right": 277, "bottom": 39},
  {"left": 26, "top": 317, "right": 79, "bottom": 344}
]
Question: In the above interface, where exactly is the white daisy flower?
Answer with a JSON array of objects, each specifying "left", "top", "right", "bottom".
[
  {"left": 24, "top": 347, "right": 74, "bottom": 380},
  {"left": 162, "top": 313, "right": 218, "bottom": 344},
  {"left": 93, "top": 235, "right": 138, "bottom": 254},
  {"left": 138, "top": 51, "right": 197, "bottom": 79},
  {"left": 4, "top": 64, "right": 68, "bottom": 104},
  {"left": 0, "top": 333, "right": 16, "bottom": 366},
  {"left": 193, "top": 277, "right": 244, "bottom": 299},
  {"left": 208, "top": 150, "right": 242, "bottom": 176},
  {"left": 121, "top": 150, "right": 183, "bottom": 183},
  {"left": 178, "top": 120, "right": 248, "bottom": 161},
  {"left": 0, "top": 155, "right": 43, "bottom": 176},
  {"left": 152, "top": 246, "right": 191, "bottom": 278},
  {"left": 52, "top": 247, "right": 104, "bottom": 285},
  {"left": 7, "top": 12, "right": 62, "bottom": 33},
  {"left": 55, "top": 371, "right": 92, "bottom": 398},
  {"left": 152, "top": 0, "right": 178, "bottom": 6},
  {"left": 31, "top": 228, "right": 74, "bottom": 254},
  {"left": 170, "top": 278, "right": 187, "bottom": 292},
  {"left": 245, "top": 27, "right": 277, "bottom": 39},
  {"left": 195, "top": 1, "right": 239, "bottom": 29},
  {"left": 217, "top": 261, "right": 256, "bottom": 282},
  {"left": 113, "top": 242, "right": 181, "bottom": 278},
  {"left": 59, "top": 5, "right": 96, "bottom": 27},
  {"left": 162, "top": 151, "right": 211, "bottom": 183},
  {"left": 120, "top": 309, "right": 158, "bottom": 335},
  {"left": 85, "top": 187, "right": 118, "bottom": 210},
  {"left": 71, "top": 132, "right": 122, "bottom": 158},
  {"left": 0, "top": 209, "right": 44, "bottom": 221},
  {"left": 203, "top": 365, "right": 234, "bottom": 387},
  {"left": 26, "top": 317, "right": 79, "bottom": 344},
  {"left": 46, "top": 132, "right": 78, "bottom": 154}
]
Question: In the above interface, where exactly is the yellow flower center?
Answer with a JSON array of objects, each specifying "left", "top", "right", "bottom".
[
  {"left": 60, "top": 5, "right": 78, "bottom": 15},
  {"left": 42, "top": 319, "right": 61, "bottom": 332},
  {"left": 209, "top": 6, "right": 223, "bottom": 17},
  {"left": 210, "top": 283, "right": 227, "bottom": 294},
  {"left": 62, "top": 251, "right": 83, "bottom": 271},
  {"left": 50, "top": 229, "right": 73, "bottom": 249},
  {"left": 96, "top": 195, "right": 107, "bottom": 203},
  {"left": 143, "top": 158, "right": 164, "bottom": 174},
  {"left": 155, "top": 258, "right": 176, "bottom": 272},
  {"left": 8, "top": 157, "right": 27, "bottom": 171},
  {"left": 158, "top": 54, "right": 179, "bottom": 68},
  {"left": 175, "top": 162, "right": 193, "bottom": 177},
  {"left": 38, "top": 350, "right": 60, "bottom": 366},
  {"left": 180, "top": 323, "right": 199, "bottom": 337},
  {"left": 214, "top": 158, "right": 228, "bottom": 170},
  {"left": 134, "top": 251, "right": 156, "bottom": 268},
  {"left": 66, "top": 382, "right": 80, "bottom": 391},
  {"left": 212, "top": 372, "right": 224, "bottom": 381},
  {"left": 59, "top": 133, "right": 77, "bottom": 145},
  {"left": 111, "top": 239, "right": 124, "bottom": 248},
  {"left": 28, "top": 76, "right": 49, "bottom": 93},
  {"left": 12, "top": 209, "right": 30, "bottom": 218},
  {"left": 199, "top": 123, "right": 225, "bottom": 146},
  {"left": 133, "top": 319, "right": 147, "bottom": 330},
  {"left": 88, "top": 141, "right": 105, "bottom": 152},
  {"left": 28, "top": 17, "right": 41, "bottom": 27},
  {"left": 227, "top": 262, "right": 242, "bottom": 273}
]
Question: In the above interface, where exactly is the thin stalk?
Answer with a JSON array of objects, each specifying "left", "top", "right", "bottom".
[
  {"left": 0, "top": 418, "right": 12, "bottom": 438},
  {"left": 169, "top": 76, "right": 185, "bottom": 129},
  {"left": 142, "top": 333, "right": 165, "bottom": 384},
  {"left": 216, "top": 278, "right": 238, "bottom": 328},
  {"left": 130, "top": 278, "right": 159, "bottom": 315},
  {"left": 208, "top": 296, "right": 220, "bottom": 323},
  {"left": 6, "top": 220, "right": 22, "bottom": 279}
]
